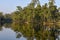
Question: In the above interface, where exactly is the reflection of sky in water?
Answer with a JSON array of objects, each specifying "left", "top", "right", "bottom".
[
  {"left": 57, "top": 35, "right": 60, "bottom": 40},
  {"left": 0, "top": 27, "right": 60, "bottom": 40},
  {"left": 56, "top": 35, "right": 60, "bottom": 40},
  {"left": 0, "top": 27, "right": 26, "bottom": 40}
]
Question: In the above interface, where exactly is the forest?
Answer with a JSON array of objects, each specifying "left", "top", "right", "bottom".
[{"left": 0, "top": 0, "right": 60, "bottom": 40}]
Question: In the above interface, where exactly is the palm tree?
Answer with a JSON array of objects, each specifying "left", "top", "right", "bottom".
[
  {"left": 31, "top": 0, "right": 40, "bottom": 7},
  {"left": 49, "top": 0, "right": 55, "bottom": 4}
]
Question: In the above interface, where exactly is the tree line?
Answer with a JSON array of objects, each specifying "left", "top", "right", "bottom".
[{"left": 0, "top": 0, "right": 60, "bottom": 40}]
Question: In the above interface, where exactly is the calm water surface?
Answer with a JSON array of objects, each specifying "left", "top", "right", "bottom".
[
  {"left": 0, "top": 27, "right": 27, "bottom": 40},
  {"left": 0, "top": 24, "right": 60, "bottom": 40}
]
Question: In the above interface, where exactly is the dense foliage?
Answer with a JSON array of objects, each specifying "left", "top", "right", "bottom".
[{"left": 0, "top": 0, "right": 60, "bottom": 40}]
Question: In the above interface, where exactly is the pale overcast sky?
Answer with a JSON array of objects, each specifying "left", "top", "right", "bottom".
[{"left": 0, "top": 0, "right": 60, "bottom": 13}]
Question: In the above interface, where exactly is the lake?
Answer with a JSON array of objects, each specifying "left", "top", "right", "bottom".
[
  {"left": 0, "top": 27, "right": 27, "bottom": 40},
  {"left": 0, "top": 23, "right": 60, "bottom": 40}
]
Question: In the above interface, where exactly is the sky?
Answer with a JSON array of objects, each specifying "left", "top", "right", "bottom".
[{"left": 0, "top": 0, "right": 60, "bottom": 14}]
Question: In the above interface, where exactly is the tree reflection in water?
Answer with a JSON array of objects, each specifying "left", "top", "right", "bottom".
[
  {"left": 0, "top": 0, "right": 60, "bottom": 40},
  {"left": 0, "top": 22, "right": 60, "bottom": 40}
]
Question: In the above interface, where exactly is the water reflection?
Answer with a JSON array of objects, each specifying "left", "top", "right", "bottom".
[
  {"left": 0, "top": 23, "right": 60, "bottom": 40},
  {"left": 0, "top": 26, "right": 26, "bottom": 40}
]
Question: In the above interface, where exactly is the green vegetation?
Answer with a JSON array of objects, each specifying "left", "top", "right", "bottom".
[{"left": 0, "top": 0, "right": 60, "bottom": 40}]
